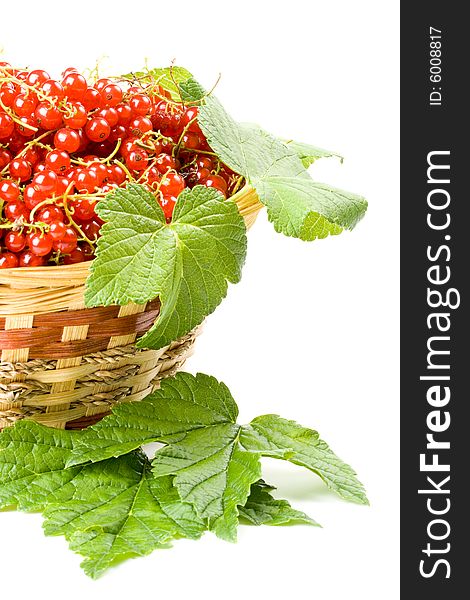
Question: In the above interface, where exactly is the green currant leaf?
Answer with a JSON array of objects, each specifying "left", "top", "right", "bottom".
[
  {"left": 239, "top": 480, "right": 320, "bottom": 527},
  {"left": 152, "top": 423, "right": 261, "bottom": 542},
  {"left": 67, "top": 373, "right": 237, "bottom": 466},
  {"left": 283, "top": 139, "right": 343, "bottom": 168},
  {"left": 84, "top": 183, "right": 247, "bottom": 350},
  {"left": 196, "top": 93, "right": 367, "bottom": 240},
  {"left": 0, "top": 421, "right": 204, "bottom": 579},
  {"left": 44, "top": 451, "right": 204, "bottom": 579},
  {"left": 240, "top": 415, "right": 369, "bottom": 505}
]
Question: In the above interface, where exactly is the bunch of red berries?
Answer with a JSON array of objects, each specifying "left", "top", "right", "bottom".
[{"left": 0, "top": 62, "right": 241, "bottom": 269}]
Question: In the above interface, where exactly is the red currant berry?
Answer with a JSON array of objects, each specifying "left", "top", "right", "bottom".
[
  {"left": 0, "top": 179, "right": 20, "bottom": 202},
  {"left": 4, "top": 200, "right": 29, "bottom": 221},
  {"left": 13, "top": 93, "right": 38, "bottom": 117},
  {"left": 27, "top": 69, "right": 50, "bottom": 86},
  {"left": 41, "top": 79, "right": 65, "bottom": 100},
  {"left": 49, "top": 221, "right": 67, "bottom": 241},
  {"left": 0, "top": 251, "right": 19, "bottom": 268},
  {"left": 100, "top": 83, "right": 123, "bottom": 107},
  {"left": 107, "top": 164, "right": 126, "bottom": 184},
  {"left": 35, "top": 102, "right": 63, "bottom": 129},
  {"left": 4, "top": 231, "right": 26, "bottom": 252},
  {"left": 82, "top": 87, "right": 102, "bottom": 111},
  {"left": 128, "top": 116, "right": 152, "bottom": 138},
  {"left": 9, "top": 158, "right": 32, "bottom": 181},
  {"left": 18, "top": 250, "right": 46, "bottom": 267},
  {"left": 53, "top": 226, "right": 77, "bottom": 254},
  {"left": 160, "top": 172, "right": 185, "bottom": 197},
  {"left": 27, "top": 231, "right": 53, "bottom": 256},
  {"left": 129, "top": 93, "right": 151, "bottom": 115},
  {"left": 75, "top": 169, "right": 99, "bottom": 193},
  {"left": 0, "top": 148, "right": 11, "bottom": 168},
  {"left": 202, "top": 174, "right": 228, "bottom": 197},
  {"left": 71, "top": 197, "right": 97, "bottom": 221},
  {"left": 54, "top": 128, "right": 80, "bottom": 152},
  {"left": 36, "top": 205, "right": 65, "bottom": 224},
  {"left": 155, "top": 153, "right": 176, "bottom": 173},
  {"left": 63, "top": 101, "right": 87, "bottom": 128},
  {"left": 23, "top": 184, "right": 46, "bottom": 210},
  {"left": 97, "top": 107, "right": 119, "bottom": 128},
  {"left": 159, "top": 196, "right": 177, "bottom": 221},
  {"left": 116, "top": 103, "right": 133, "bottom": 125},
  {"left": 62, "top": 72, "right": 87, "bottom": 101},
  {"left": 45, "top": 149, "right": 71, "bottom": 173},
  {"left": 126, "top": 148, "right": 148, "bottom": 171},
  {"left": 82, "top": 220, "right": 101, "bottom": 241},
  {"left": 181, "top": 132, "right": 201, "bottom": 150},
  {"left": 85, "top": 117, "right": 111, "bottom": 142},
  {"left": 32, "top": 170, "right": 58, "bottom": 194},
  {"left": 63, "top": 247, "right": 85, "bottom": 264},
  {"left": 16, "top": 116, "right": 37, "bottom": 138}
]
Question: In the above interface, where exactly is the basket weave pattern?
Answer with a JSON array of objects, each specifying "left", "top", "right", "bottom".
[{"left": 0, "top": 186, "right": 262, "bottom": 430}]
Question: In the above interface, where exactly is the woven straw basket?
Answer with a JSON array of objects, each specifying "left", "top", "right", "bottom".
[{"left": 0, "top": 185, "right": 262, "bottom": 431}]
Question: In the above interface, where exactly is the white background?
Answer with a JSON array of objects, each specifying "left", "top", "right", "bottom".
[{"left": 1, "top": 1, "right": 399, "bottom": 598}]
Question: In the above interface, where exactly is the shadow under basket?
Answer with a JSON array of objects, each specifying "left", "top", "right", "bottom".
[{"left": 0, "top": 185, "right": 263, "bottom": 430}]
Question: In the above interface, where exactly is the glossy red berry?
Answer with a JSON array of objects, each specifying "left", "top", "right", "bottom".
[
  {"left": 4, "top": 231, "right": 26, "bottom": 252},
  {"left": 160, "top": 172, "right": 185, "bottom": 197},
  {"left": 63, "top": 101, "right": 87, "bottom": 128},
  {"left": 53, "top": 226, "right": 78, "bottom": 254},
  {"left": 129, "top": 93, "right": 151, "bottom": 115},
  {"left": 49, "top": 221, "right": 67, "bottom": 241},
  {"left": 126, "top": 148, "right": 148, "bottom": 171},
  {"left": 45, "top": 149, "right": 71, "bottom": 173},
  {"left": 62, "top": 72, "right": 87, "bottom": 100},
  {"left": 0, "top": 179, "right": 20, "bottom": 202},
  {"left": 9, "top": 158, "right": 32, "bottom": 181},
  {"left": 0, "top": 251, "right": 19, "bottom": 268},
  {"left": 85, "top": 117, "right": 111, "bottom": 142},
  {"left": 100, "top": 83, "right": 123, "bottom": 107},
  {"left": 36, "top": 205, "right": 65, "bottom": 224},
  {"left": 27, "top": 231, "right": 53, "bottom": 256},
  {"left": 54, "top": 128, "right": 80, "bottom": 152},
  {"left": 35, "top": 102, "right": 63, "bottom": 129},
  {"left": 18, "top": 250, "right": 46, "bottom": 267}
]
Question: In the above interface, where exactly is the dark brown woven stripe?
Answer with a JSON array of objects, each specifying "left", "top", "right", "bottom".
[
  {"left": 0, "top": 299, "right": 161, "bottom": 331},
  {"left": 66, "top": 412, "right": 112, "bottom": 429},
  {"left": 0, "top": 309, "right": 159, "bottom": 351}
]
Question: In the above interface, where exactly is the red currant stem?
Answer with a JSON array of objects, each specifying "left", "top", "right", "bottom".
[
  {"left": 103, "top": 138, "right": 122, "bottom": 163},
  {"left": 0, "top": 74, "right": 55, "bottom": 105},
  {"left": 173, "top": 116, "right": 199, "bottom": 157},
  {"left": 114, "top": 158, "right": 135, "bottom": 182},
  {"left": 25, "top": 221, "right": 50, "bottom": 234},
  {"left": 189, "top": 148, "right": 218, "bottom": 157},
  {"left": 229, "top": 175, "right": 245, "bottom": 196},
  {"left": 0, "top": 95, "right": 39, "bottom": 132},
  {"left": 0, "top": 130, "right": 54, "bottom": 176},
  {"left": 62, "top": 193, "right": 95, "bottom": 248},
  {"left": 136, "top": 157, "right": 158, "bottom": 183}
]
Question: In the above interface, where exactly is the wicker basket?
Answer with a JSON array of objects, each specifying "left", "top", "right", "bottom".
[{"left": 0, "top": 185, "right": 263, "bottom": 430}]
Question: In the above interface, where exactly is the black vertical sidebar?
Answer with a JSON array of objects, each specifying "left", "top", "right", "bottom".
[{"left": 401, "top": 4, "right": 467, "bottom": 597}]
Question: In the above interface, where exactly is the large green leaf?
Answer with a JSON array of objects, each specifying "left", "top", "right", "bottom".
[
  {"left": 0, "top": 421, "right": 204, "bottom": 579},
  {"left": 67, "top": 373, "right": 237, "bottom": 466},
  {"left": 44, "top": 451, "right": 204, "bottom": 579},
  {"left": 197, "top": 94, "right": 367, "bottom": 240},
  {"left": 85, "top": 183, "right": 247, "bottom": 350},
  {"left": 240, "top": 415, "right": 368, "bottom": 505},
  {"left": 152, "top": 423, "right": 261, "bottom": 542}
]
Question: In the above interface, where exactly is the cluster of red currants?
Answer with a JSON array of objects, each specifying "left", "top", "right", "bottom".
[{"left": 0, "top": 62, "right": 241, "bottom": 269}]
